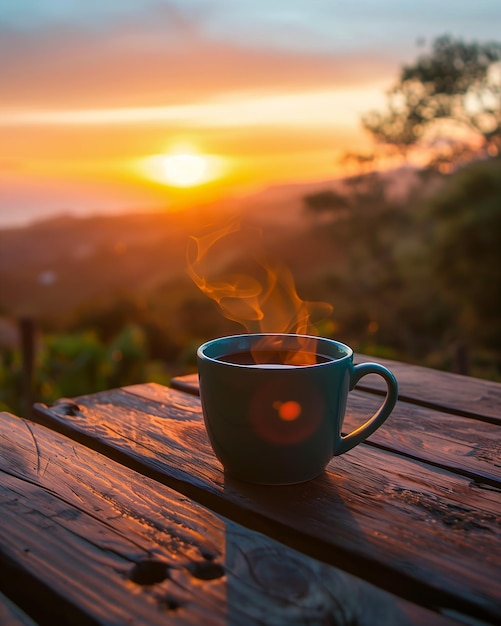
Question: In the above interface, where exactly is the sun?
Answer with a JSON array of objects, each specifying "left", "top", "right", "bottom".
[
  {"left": 138, "top": 148, "right": 226, "bottom": 189},
  {"left": 162, "top": 153, "right": 208, "bottom": 187}
]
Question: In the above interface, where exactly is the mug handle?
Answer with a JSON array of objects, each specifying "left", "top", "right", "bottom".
[{"left": 335, "top": 363, "right": 398, "bottom": 455}]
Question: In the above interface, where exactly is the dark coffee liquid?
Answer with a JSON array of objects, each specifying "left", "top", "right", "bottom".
[{"left": 217, "top": 349, "right": 333, "bottom": 367}]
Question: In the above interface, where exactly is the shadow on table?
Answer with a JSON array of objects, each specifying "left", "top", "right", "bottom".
[{"left": 220, "top": 471, "right": 410, "bottom": 625}]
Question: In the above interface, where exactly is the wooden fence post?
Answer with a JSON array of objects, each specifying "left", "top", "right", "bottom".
[
  {"left": 455, "top": 342, "right": 470, "bottom": 376},
  {"left": 19, "top": 316, "right": 35, "bottom": 418}
]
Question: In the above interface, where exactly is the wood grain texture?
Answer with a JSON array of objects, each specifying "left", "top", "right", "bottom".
[
  {"left": 31, "top": 388, "right": 501, "bottom": 624},
  {"left": 171, "top": 355, "right": 501, "bottom": 424},
  {"left": 0, "top": 412, "right": 455, "bottom": 626},
  {"left": 355, "top": 355, "right": 501, "bottom": 424}
]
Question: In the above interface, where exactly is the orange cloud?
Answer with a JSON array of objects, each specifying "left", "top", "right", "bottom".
[{"left": 0, "top": 5, "right": 395, "bottom": 111}]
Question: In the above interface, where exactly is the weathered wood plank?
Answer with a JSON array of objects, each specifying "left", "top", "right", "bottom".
[
  {"left": 355, "top": 355, "right": 501, "bottom": 424},
  {"left": 0, "top": 592, "right": 37, "bottom": 626},
  {"left": 130, "top": 381, "right": 501, "bottom": 488},
  {"left": 0, "top": 412, "right": 454, "bottom": 626},
  {"left": 31, "top": 389, "right": 501, "bottom": 624},
  {"left": 171, "top": 355, "right": 501, "bottom": 424}
]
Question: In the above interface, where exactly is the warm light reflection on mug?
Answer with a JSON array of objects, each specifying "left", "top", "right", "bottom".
[
  {"left": 251, "top": 382, "right": 323, "bottom": 445},
  {"left": 273, "top": 400, "right": 302, "bottom": 422}
]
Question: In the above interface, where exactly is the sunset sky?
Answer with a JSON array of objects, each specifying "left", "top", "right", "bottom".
[{"left": 1, "top": 0, "right": 500, "bottom": 226}]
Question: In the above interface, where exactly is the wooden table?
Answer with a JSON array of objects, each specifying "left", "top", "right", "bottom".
[{"left": 1, "top": 355, "right": 500, "bottom": 625}]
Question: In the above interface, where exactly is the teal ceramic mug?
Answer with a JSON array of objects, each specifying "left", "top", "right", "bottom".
[{"left": 197, "top": 333, "right": 398, "bottom": 485}]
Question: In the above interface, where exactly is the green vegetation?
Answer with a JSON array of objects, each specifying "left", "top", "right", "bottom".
[
  {"left": 302, "top": 158, "right": 501, "bottom": 381},
  {"left": 0, "top": 324, "right": 163, "bottom": 415}
]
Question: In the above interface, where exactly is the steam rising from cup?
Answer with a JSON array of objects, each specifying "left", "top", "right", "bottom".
[{"left": 187, "top": 220, "right": 333, "bottom": 364}]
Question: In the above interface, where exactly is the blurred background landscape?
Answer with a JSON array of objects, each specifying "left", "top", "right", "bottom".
[{"left": 1, "top": 1, "right": 500, "bottom": 415}]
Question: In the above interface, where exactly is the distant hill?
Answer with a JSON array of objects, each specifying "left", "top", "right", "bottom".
[
  {"left": 0, "top": 211, "right": 195, "bottom": 320},
  {"left": 0, "top": 167, "right": 428, "bottom": 323}
]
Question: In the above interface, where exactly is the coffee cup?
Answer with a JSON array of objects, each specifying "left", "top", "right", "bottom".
[{"left": 197, "top": 333, "right": 398, "bottom": 485}]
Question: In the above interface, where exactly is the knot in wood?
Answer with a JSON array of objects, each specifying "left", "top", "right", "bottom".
[
  {"left": 159, "top": 595, "right": 183, "bottom": 612},
  {"left": 129, "top": 559, "right": 170, "bottom": 585},
  {"left": 248, "top": 553, "right": 311, "bottom": 599},
  {"left": 52, "top": 399, "right": 81, "bottom": 416},
  {"left": 187, "top": 561, "right": 225, "bottom": 580}
]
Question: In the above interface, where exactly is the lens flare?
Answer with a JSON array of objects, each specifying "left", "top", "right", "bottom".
[
  {"left": 251, "top": 382, "right": 324, "bottom": 445},
  {"left": 273, "top": 400, "right": 302, "bottom": 421}
]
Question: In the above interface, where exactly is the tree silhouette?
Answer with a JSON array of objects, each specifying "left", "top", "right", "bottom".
[
  {"left": 363, "top": 35, "right": 501, "bottom": 170},
  {"left": 425, "top": 158, "right": 501, "bottom": 348},
  {"left": 303, "top": 190, "right": 349, "bottom": 215}
]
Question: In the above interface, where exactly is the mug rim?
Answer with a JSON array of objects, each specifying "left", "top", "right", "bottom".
[{"left": 197, "top": 333, "right": 353, "bottom": 368}]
